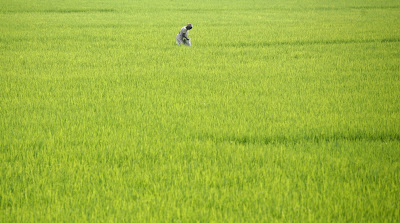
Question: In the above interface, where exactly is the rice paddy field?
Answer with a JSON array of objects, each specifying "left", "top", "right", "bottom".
[{"left": 1, "top": 0, "right": 400, "bottom": 221}]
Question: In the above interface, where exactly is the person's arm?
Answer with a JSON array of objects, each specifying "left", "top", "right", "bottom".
[{"left": 184, "top": 32, "right": 190, "bottom": 40}]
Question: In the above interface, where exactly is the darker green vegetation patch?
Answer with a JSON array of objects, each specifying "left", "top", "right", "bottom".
[
  {"left": 1, "top": 8, "right": 116, "bottom": 14},
  {"left": 195, "top": 132, "right": 400, "bottom": 146}
]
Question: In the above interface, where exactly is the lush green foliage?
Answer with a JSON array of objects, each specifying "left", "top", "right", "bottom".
[{"left": 1, "top": 0, "right": 399, "bottom": 221}]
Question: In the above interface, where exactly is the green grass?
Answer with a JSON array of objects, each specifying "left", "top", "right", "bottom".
[{"left": 1, "top": 0, "right": 400, "bottom": 221}]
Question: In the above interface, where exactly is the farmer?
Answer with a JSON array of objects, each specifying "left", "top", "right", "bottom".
[{"left": 176, "top": 23, "right": 193, "bottom": 46}]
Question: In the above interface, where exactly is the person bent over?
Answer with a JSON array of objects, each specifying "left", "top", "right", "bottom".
[{"left": 176, "top": 23, "right": 193, "bottom": 46}]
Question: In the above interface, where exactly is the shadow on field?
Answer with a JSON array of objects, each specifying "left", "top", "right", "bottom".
[
  {"left": 309, "top": 5, "right": 400, "bottom": 11},
  {"left": 1, "top": 9, "right": 116, "bottom": 13},
  {"left": 218, "top": 37, "right": 400, "bottom": 48},
  {"left": 194, "top": 132, "right": 400, "bottom": 145}
]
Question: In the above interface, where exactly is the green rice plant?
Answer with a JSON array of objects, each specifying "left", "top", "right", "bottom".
[{"left": 1, "top": 0, "right": 399, "bottom": 222}]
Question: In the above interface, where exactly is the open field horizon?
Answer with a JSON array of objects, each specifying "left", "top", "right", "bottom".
[{"left": 1, "top": 0, "right": 400, "bottom": 221}]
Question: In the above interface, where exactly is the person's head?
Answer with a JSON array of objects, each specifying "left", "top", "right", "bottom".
[{"left": 186, "top": 23, "right": 193, "bottom": 30}]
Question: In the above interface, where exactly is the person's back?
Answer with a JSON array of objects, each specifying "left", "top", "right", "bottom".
[{"left": 176, "top": 23, "right": 193, "bottom": 46}]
